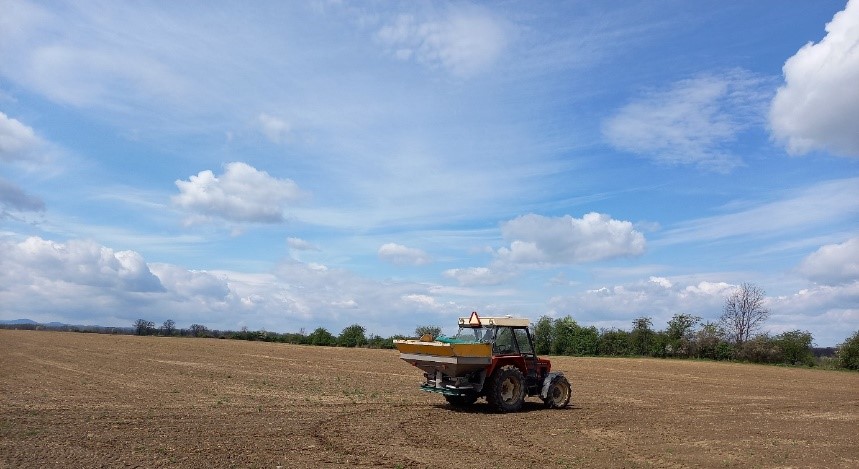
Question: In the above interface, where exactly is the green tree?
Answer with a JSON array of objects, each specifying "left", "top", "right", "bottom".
[
  {"left": 837, "top": 330, "right": 859, "bottom": 370},
  {"left": 338, "top": 324, "right": 366, "bottom": 347},
  {"left": 737, "top": 334, "right": 782, "bottom": 364},
  {"left": 551, "top": 316, "right": 577, "bottom": 355},
  {"left": 533, "top": 315, "right": 554, "bottom": 355},
  {"left": 307, "top": 327, "right": 335, "bottom": 346},
  {"left": 629, "top": 316, "right": 654, "bottom": 356},
  {"left": 774, "top": 330, "right": 815, "bottom": 366},
  {"left": 666, "top": 314, "right": 701, "bottom": 357},
  {"left": 414, "top": 325, "right": 441, "bottom": 339},
  {"left": 599, "top": 329, "right": 631, "bottom": 356},
  {"left": 551, "top": 316, "right": 599, "bottom": 356},
  {"left": 692, "top": 322, "right": 732, "bottom": 360}
]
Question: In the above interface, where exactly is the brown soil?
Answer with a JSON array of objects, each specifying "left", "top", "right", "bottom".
[{"left": 1, "top": 330, "right": 857, "bottom": 468}]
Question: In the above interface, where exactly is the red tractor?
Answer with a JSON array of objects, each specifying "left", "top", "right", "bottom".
[{"left": 394, "top": 312, "right": 571, "bottom": 412}]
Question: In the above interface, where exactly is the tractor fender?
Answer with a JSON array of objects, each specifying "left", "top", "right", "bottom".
[{"left": 540, "top": 372, "right": 567, "bottom": 400}]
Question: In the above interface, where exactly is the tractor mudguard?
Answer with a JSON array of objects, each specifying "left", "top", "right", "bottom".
[{"left": 540, "top": 372, "right": 567, "bottom": 400}]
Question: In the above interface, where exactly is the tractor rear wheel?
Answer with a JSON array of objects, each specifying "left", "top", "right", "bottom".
[
  {"left": 444, "top": 393, "right": 477, "bottom": 408},
  {"left": 543, "top": 375, "right": 572, "bottom": 409},
  {"left": 486, "top": 365, "right": 526, "bottom": 412}
]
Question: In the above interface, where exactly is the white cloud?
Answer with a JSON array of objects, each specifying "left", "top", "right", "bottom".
[
  {"left": 378, "top": 242, "right": 431, "bottom": 266},
  {"left": 257, "top": 113, "right": 291, "bottom": 144},
  {"left": 0, "top": 111, "right": 42, "bottom": 163},
  {"left": 797, "top": 237, "right": 859, "bottom": 286},
  {"left": 444, "top": 267, "right": 511, "bottom": 287},
  {"left": 547, "top": 275, "right": 855, "bottom": 346},
  {"left": 770, "top": 0, "right": 859, "bottom": 157},
  {"left": 287, "top": 237, "right": 319, "bottom": 251},
  {"left": 649, "top": 276, "right": 673, "bottom": 289},
  {"left": 148, "top": 263, "right": 230, "bottom": 299},
  {"left": 376, "top": 6, "right": 509, "bottom": 77},
  {"left": 603, "top": 70, "right": 772, "bottom": 172},
  {"left": 497, "top": 213, "right": 645, "bottom": 265},
  {"left": 548, "top": 277, "right": 734, "bottom": 327},
  {"left": 0, "top": 236, "right": 164, "bottom": 293},
  {"left": 172, "top": 162, "right": 304, "bottom": 225},
  {"left": 769, "top": 281, "right": 859, "bottom": 345}
]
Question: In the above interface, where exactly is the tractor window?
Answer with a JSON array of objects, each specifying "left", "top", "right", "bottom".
[
  {"left": 514, "top": 328, "right": 534, "bottom": 356},
  {"left": 493, "top": 327, "right": 518, "bottom": 355},
  {"left": 453, "top": 327, "right": 493, "bottom": 343}
]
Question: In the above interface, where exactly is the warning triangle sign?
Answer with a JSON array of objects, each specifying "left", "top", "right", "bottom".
[{"left": 468, "top": 311, "right": 482, "bottom": 326}]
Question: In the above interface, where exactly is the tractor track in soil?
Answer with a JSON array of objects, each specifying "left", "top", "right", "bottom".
[{"left": 2, "top": 330, "right": 858, "bottom": 468}]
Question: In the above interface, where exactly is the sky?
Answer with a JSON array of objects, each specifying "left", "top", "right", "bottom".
[{"left": 1, "top": 1, "right": 858, "bottom": 346}]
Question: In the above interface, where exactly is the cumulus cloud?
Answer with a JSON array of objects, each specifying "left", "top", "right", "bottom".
[
  {"left": 770, "top": 0, "right": 859, "bottom": 157},
  {"left": 376, "top": 5, "right": 509, "bottom": 77},
  {"left": 549, "top": 277, "right": 735, "bottom": 326},
  {"left": 797, "top": 237, "right": 859, "bottom": 286},
  {"left": 378, "top": 242, "right": 431, "bottom": 266},
  {"left": 148, "top": 263, "right": 230, "bottom": 299},
  {"left": 603, "top": 70, "right": 772, "bottom": 172},
  {"left": 0, "top": 237, "right": 164, "bottom": 293},
  {"left": 497, "top": 213, "right": 645, "bottom": 265},
  {"left": 172, "top": 162, "right": 303, "bottom": 225},
  {"left": 768, "top": 281, "right": 859, "bottom": 345}
]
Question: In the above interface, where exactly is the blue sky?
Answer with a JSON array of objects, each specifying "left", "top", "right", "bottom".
[{"left": 1, "top": 0, "right": 857, "bottom": 346}]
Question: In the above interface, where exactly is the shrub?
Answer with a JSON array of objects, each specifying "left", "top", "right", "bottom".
[
  {"left": 737, "top": 334, "right": 783, "bottom": 364},
  {"left": 307, "top": 327, "right": 335, "bottom": 346},
  {"left": 532, "top": 315, "right": 554, "bottom": 355},
  {"left": 629, "top": 317, "right": 654, "bottom": 356},
  {"left": 551, "top": 316, "right": 599, "bottom": 356},
  {"left": 338, "top": 324, "right": 367, "bottom": 347},
  {"left": 837, "top": 330, "right": 859, "bottom": 370},
  {"left": 773, "top": 330, "right": 814, "bottom": 366},
  {"left": 414, "top": 325, "right": 441, "bottom": 339},
  {"left": 598, "top": 329, "right": 631, "bottom": 356}
]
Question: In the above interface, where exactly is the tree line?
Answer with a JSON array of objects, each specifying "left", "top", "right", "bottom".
[{"left": 3, "top": 284, "right": 857, "bottom": 371}]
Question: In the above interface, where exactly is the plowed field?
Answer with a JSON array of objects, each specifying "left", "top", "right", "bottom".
[{"left": 1, "top": 330, "right": 857, "bottom": 468}]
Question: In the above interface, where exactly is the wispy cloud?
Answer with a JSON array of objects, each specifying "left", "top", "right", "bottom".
[
  {"left": 375, "top": 5, "right": 510, "bottom": 78},
  {"left": 603, "top": 70, "right": 774, "bottom": 172},
  {"left": 659, "top": 178, "right": 859, "bottom": 245}
]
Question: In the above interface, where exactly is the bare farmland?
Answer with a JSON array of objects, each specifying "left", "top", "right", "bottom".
[{"left": 1, "top": 330, "right": 857, "bottom": 468}]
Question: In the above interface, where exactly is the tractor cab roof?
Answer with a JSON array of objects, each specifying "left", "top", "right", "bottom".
[{"left": 457, "top": 314, "right": 530, "bottom": 328}]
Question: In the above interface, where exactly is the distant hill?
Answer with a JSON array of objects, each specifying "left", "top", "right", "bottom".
[
  {"left": 0, "top": 319, "right": 69, "bottom": 327},
  {"left": 0, "top": 319, "right": 133, "bottom": 334},
  {"left": 0, "top": 319, "right": 39, "bottom": 325}
]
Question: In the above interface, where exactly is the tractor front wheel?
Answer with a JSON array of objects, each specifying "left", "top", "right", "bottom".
[
  {"left": 543, "top": 375, "right": 572, "bottom": 409},
  {"left": 487, "top": 365, "right": 526, "bottom": 412}
]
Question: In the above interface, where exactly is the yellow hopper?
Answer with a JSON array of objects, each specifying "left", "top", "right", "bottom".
[{"left": 393, "top": 338, "right": 492, "bottom": 377}]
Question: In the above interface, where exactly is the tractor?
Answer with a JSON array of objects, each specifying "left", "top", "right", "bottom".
[{"left": 393, "top": 312, "right": 571, "bottom": 412}]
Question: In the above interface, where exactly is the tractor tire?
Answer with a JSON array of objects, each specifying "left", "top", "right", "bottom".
[
  {"left": 542, "top": 374, "right": 572, "bottom": 409},
  {"left": 444, "top": 393, "right": 478, "bottom": 408},
  {"left": 486, "top": 365, "right": 526, "bottom": 412}
]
